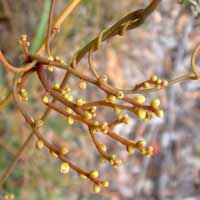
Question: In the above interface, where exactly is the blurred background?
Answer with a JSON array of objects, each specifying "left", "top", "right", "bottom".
[{"left": 0, "top": 0, "right": 200, "bottom": 199}]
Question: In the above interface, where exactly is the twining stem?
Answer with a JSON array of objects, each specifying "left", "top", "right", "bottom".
[
  {"left": 0, "top": 0, "right": 82, "bottom": 188},
  {"left": 0, "top": 133, "right": 34, "bottom": 189},
  {"left": 0, "top": 92, "right": 12, "bottom": 110},
  {"left": 0, "top": 51, "right": 37, "bottom": 73},
  {"left": 11, "top": 74, "right": 103, "bottom": 185}
]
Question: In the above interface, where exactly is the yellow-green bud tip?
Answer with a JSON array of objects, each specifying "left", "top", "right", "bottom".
[
  {"left": 137, "top": 109, "right": 146, "bottom": 120},
  {"left": 67, "top": 116, "right": 74, "bottom": 125},
  {"left": 136, "top": 139, "right": 146, "bottom": 149},
  {"left": 156, "top": 109, "right": 164, "bottom": 118},
  {"left": 89, "top": 170, "right": 99, "bottom": 179},
  {"left": 127, "top": 145, "right": 135, "bottom": 154},
  {"left": 93, "top": 184, "right": 101, "bottom": 193},
  {"left": 60, "top": 162, "right": 70, "bottom": 174},
  {"left": 42, "top": 96, "right": 49, "bottom": 104},
  {"left": 102, "top": 181, "right": 109, "bottom": 187},
  {"left": 151, "top": 99, "right": 160, "bottom": 108},
  {"left": 135, "top": 95, "right": 145, "bottom": 103},
  {"left": 36, "top": 140, "right": 44, "bottom": 150},
  {"left": 60, "top": 147, "right": 69, "bottom": 155}
]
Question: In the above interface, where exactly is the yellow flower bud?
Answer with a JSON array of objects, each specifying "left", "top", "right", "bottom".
[
  {"left": 151, "top": 75, "right": 158, "bottom": 82},
  {"left": 79, "top": 174, "right": 87, "bottom": 179},
  {"left": 60, "top": 162, "right": 70, "bottom": 174},
  {"left": 136, "top": 139, "right": 146, "bottom": 149},
  {"left": 10, "top": 194, "right": 15, "bottom": 200},
  {"left": 48, "top": 56, "right": 54, "bottom": 62},
  {"left": 60, "top": 147, "right": 69, "bottom": 155},
  {"left": 23, "top": 96, "right": 29, "bottom": 102},
  {"left": 100, "top": 144, "right": 107, "bottom": 152},
  {"left": 156, "top": 84, "right": 161, "bottom": 89},
  {"left": 151, "top": 99, "right": 160, "bottom": 108},
  {"left": 54, "top": 83, "right": 60, "bottom": 90},
  {"left": 4, "top": 193, "right": 15, "bottom": 200},
  {"left": 137, "top": 109, "right": 146, "bottom": 120},
  {"left": 156, "top": 109, "right": 164, "bottom": 118},
  {"left": 62, "top": 90, "right": 68, "bottom": 96},
  {"left": 63, "top": 94, "right": 69, "bottom": 99},
  {"left": 65, "top": 86, "right": 71, "bottom": 92},
  {"left": 93, "top": 113, "right": 96, "bottom": 118},
  {"left": 90, "top": 106, "right": 96, "bottom": 113},
  {"left": 135, "top": 95, "right": 145, "bottom": 103},
  {"left": 21, "top": 34, "right": 27, "bottom": 41},
  {"left": 67, "top": 116, "right": 74, "bottom": 125},
  {"left": 101, "top": 122, "right": 109, "bottom": 134},
  {"left": 93, "top": 121, "right": 99, "bottom": 126},
  {"left": 60, "top": 59, "right": 66, "bottom": 64},
  {"left": 99, "top": 157, "right": 106, "bottom": 163},
  {"left": 109, "top": 159, "right": 114, "bottom": 165},
  {"left": 162, "top": 80, "right": 169, "bottom": 87},
  {"left": 67, "top": 95, "right": 73, "bottom": 101},
  {"left": 36, "top": 140, "right": 44, "bottom": 150},
  {"left": 114, "top": 159, "right": 122, "bottom": 167},
  {"left": 141, "top": 148, "right": 147, "bottom": 155},
  {"left": 146, "top": 146, "right": 154, "bottom": 156},
  {"left": 144, "top": 82, "right": 150, "bottom": 89},
  {"left": 42, "top": 96, "right": 49, "bottom": 104},
  {"left": 93, "top": 184, "right": 101, "bottom": 193},
  {"left": 17, "top": 78, "right": 22, "bottom": 83},
  {"left": 35, "top": 120, "right": 44, "bottom": 128},
  {"left": 102, "top": 181, "right": 109, "bottom": 187},
  {"left": 66, "top": 107, "right": 72, "bottom": 113},
  {"left": 89, "top": 170, "right": 99, "bottom": 178},
  {"left": 84, "top": 111, "right": 93, "bottom": 120},
  {"left": 111, "top": 154, "right": 116, "bottom": 160},
  {"left": 116, "top": 91, "right": 124, "bottom": 99},
  {"left": 47, "top": 65, "right": 54, "bottom": 72},
  {"left": 146, "top": 112, "right": 153, "bottom": 120},
  {"left": 107, "top": 95, "right": 117, "bottom": 103},
  {"left": 90, "top": 127, "right": 98, "bottom": 134},
  {"left": 4, "top": 194, "right": 9, "bottom": 200},
  {"left": 119, "top": 114, "right": 130, "bottom": 124},
  {"left": 55, "top": 56, "right": 61, "bottom": 62},
  {"left": 98, "top": 75, "right": 108, "bottom": 84},
  {"left": 76, "top": 98, "right": 85, "bottom": 106},
  {"left": 20, "top": 88, "right": 27, "bottom": 95},
  {"left": 79, "top": 80, "right": 87, "bottom": 90},
  {"left": 50, "top": 151, "right": 58, "bottom": 158},
  {"left": 127, "top": 145, "right": 135, "bottom": 154},
  {"left": 114, "top": 106, "right": 121, "bottom": 115},
  {"left": 156, "top": 79, "right": 162, "bottom": 84}
]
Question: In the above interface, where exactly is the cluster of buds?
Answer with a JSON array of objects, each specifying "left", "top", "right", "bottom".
[
  {"left": 8, "top": 3, "right": 168, "bottom": 193},
  {"left": 127, "top": 139, "right": 154, "bottom": 157},
  {"left": 46, "top": 55, "right": 66, "bottom": 72},
  {"left": 19, "top": 88, "right": 28, "bottom": 101},
  {"left": 135, "top": 75, "right": 169, "bottom": 90},
  {"left": 132, "top": 95, "right": 164, "bottom": 121},
  {"left": 3, "top": 194, "right": 15, "bottom": 200},
  {"left": 21, "top": 53, "right": 166, "bottom": 193},
  {"left": 36, "top": 59, "right": 164, "bottom": 172},
  {"left": 34, "top": 61, "right": 163, "bottom": 192},
  {"left": 18, "top": 34, "right": 30, "bottom": 57},
  {"left": 18, "top": 34, "right": 30, "bottom": 47}
]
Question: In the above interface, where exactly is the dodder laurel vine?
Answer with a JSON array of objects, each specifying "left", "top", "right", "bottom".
[{"left": 0, "top": 0, "right": 199, "bottom": 195}]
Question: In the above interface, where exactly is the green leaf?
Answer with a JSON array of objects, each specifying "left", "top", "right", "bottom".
[{"left": 30, "top": 0, "right": 51, "bottom": 53}]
